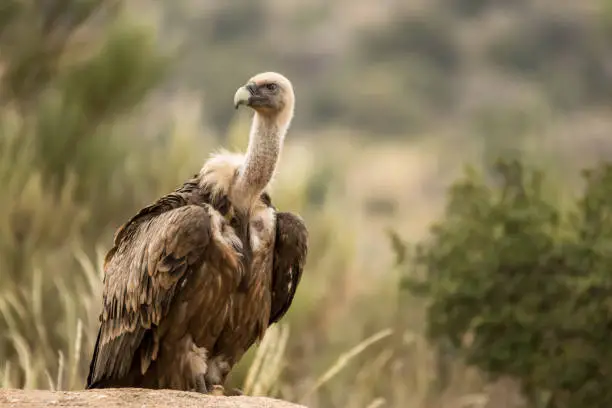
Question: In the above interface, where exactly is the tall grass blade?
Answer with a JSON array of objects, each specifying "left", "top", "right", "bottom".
[
  {"left": 300, "top": 328, "right": 393, "bottom": 402},
  {"left": 57, "top": 351, "right": 65, "bottom": 391}
]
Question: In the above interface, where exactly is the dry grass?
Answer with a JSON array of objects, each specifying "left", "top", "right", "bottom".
[{"left": 298, "top": 328, "right": 393, "bottom": 403}]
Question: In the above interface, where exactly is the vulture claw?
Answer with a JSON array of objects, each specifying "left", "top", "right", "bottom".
[{"left": 210, "top": 384, "right": 225, "bottom": 396}]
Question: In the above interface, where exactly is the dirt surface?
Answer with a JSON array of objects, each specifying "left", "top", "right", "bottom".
[{"left": 0, "top": 388, "right": 307, "bottom": 408}]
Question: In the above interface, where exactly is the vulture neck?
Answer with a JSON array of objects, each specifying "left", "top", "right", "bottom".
[{"left": 232, "top": 112, "right": 288, "bottom": 212}]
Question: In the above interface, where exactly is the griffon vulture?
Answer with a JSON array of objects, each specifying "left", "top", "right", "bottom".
[{"left": 86, "top": 72, "right": 308, "bottom": 395}]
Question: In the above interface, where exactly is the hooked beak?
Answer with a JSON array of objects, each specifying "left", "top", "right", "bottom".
[{"left": 234, "top": 82, "right": 257, "bottom": 109}]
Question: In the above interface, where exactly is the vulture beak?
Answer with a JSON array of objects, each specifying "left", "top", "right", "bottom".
[{"left": 234, "top": 82, "right": 256, "bottom": 109}]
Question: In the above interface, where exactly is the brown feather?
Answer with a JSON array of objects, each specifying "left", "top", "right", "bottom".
[
  {"left": 87, "top": 158, "right": 308, "bottom": 392},
  {"left": 269, "top": 211, "right": 308, "bottom": 325},
  {"left": 87, "top": 177, "right": 242, "bottom": 389}
]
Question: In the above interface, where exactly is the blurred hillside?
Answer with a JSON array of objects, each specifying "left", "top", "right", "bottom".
[
  {"left": 158, "top": 0, "right": 612, "bottom": 140},
  {"left": 1, "top": 1, "right": 612, "bottom": 408}
]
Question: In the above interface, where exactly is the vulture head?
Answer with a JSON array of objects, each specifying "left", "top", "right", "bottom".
[{"left": 234, "top": 72, "right": 295, "bottom": 121}]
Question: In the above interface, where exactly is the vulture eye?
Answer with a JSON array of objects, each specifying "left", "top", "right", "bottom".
[{"left": 265, "top": 83, "right": 278, "bottom": 92}]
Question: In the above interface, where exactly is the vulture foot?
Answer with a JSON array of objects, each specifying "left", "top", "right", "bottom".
[
  {"left": 210, "top": 384, "right": 225, "bottom": 396},
  {"left": 205, "top": 384, "right": 242, "bottom": 396}
]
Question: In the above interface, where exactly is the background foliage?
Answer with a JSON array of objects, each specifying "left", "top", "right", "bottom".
[
  {"left": 400, "top": 160, "right": 612, "bottom": 408},
  {"left": 1, "top": 1, "right": 612, "bottom": 408}
]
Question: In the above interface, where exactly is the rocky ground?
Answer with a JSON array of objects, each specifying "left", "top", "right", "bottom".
[{"left": 0, "top": 388, "right": 307, "bottom": 408}]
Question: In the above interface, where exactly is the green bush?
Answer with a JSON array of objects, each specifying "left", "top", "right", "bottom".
[{"left": 401, "top": 159, "right": 612, "bottom": 408}]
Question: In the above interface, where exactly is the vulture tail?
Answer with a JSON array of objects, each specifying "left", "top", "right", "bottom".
[{"left": 86, "top": 326, "right": 103, "bottom": 389}]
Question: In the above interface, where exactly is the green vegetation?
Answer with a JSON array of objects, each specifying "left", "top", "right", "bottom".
[{"left": 400, "top": 160, "right": 612, "bottom": 408}]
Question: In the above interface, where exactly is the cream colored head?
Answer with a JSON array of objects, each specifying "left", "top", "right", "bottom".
[{"left": 233, "top": 72, "right": 295, "bottom": 124}]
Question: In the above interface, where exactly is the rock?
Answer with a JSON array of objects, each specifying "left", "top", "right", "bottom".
[{"left": 0, "top": 388, "right": 307, "bottom": 408}]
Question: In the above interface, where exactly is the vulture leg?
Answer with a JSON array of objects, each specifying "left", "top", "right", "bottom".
[{"left": 195, "top": 374, "right": 209, "bottom": 394}]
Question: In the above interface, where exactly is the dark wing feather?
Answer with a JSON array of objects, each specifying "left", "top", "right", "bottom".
[
  {"left": 87, "top": 181, "right": 216, "bottom": 388},
  {"left": 269, "top": 212, "right": 308, "bottom": 325}
]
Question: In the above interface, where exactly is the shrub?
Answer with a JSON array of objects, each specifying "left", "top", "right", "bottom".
[{"left": 401, "top": 159, "right": 612, "bottom": 408}]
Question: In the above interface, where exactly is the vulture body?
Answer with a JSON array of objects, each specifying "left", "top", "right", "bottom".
[{"left": 86, "top": 72, "right": 307, "bottom": 393}]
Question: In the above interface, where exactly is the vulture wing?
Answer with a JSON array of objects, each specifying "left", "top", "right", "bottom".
[
  {"left": 86, "top": 182, "right": 238, "bottom": 388},
  {"left": 269, "top": 211, "right": 308, "bottom": 325}
]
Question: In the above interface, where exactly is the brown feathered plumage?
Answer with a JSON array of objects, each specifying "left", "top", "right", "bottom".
[{"left": 86, "top": 72, "right": 307, "bottom": 393}]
